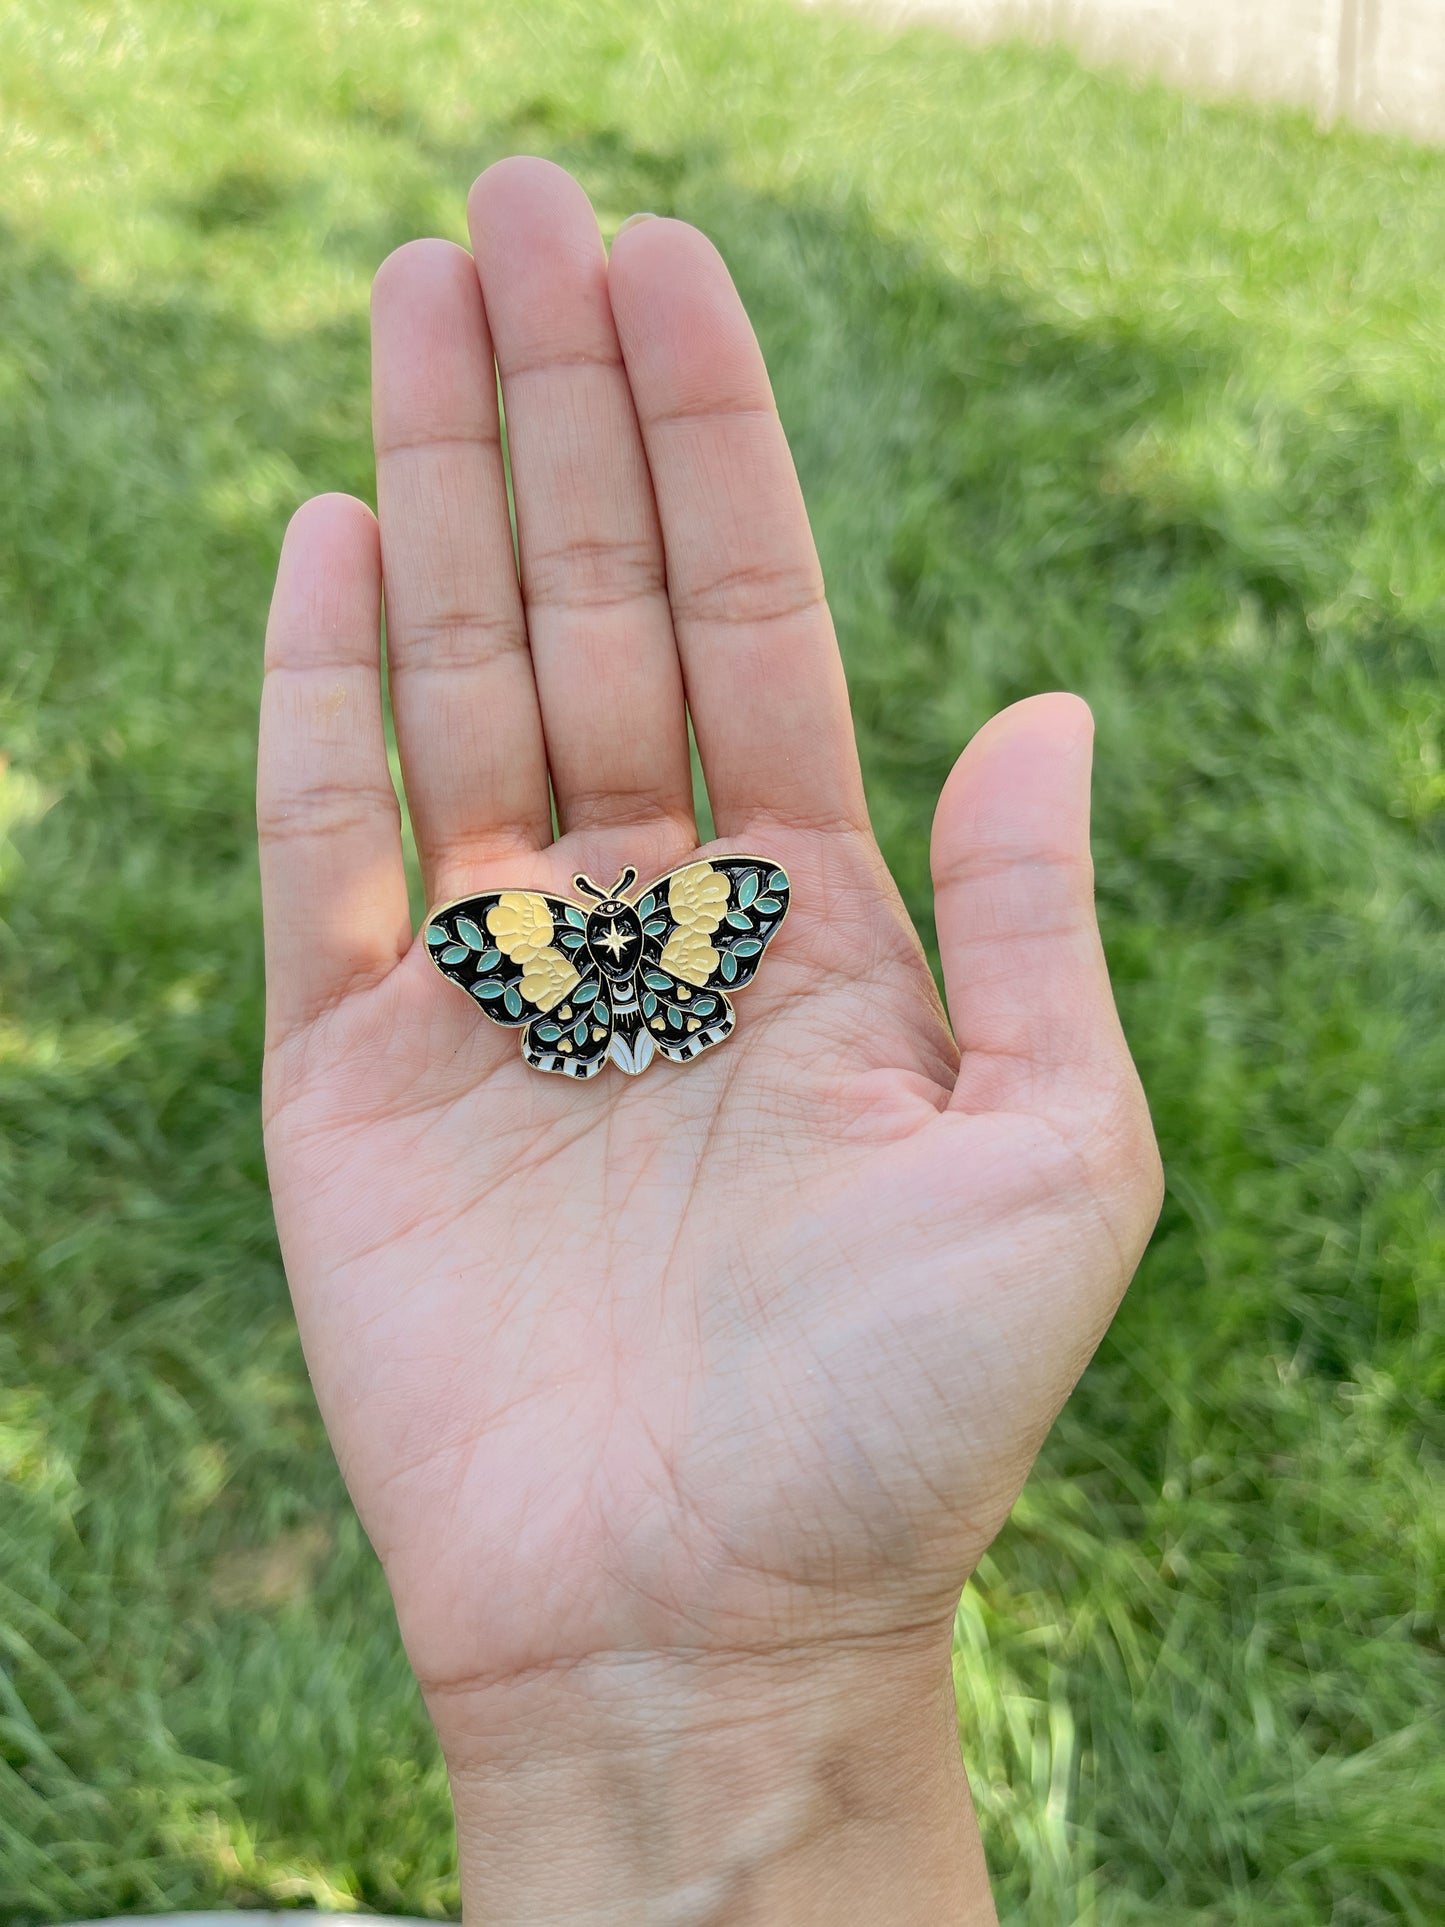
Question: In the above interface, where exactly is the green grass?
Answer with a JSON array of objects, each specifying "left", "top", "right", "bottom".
[{"left": 1, "top": 1, "right": 1441, "bottom": 1920}]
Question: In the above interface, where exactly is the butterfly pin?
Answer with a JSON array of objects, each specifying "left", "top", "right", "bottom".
[{"left": 424, "top": 857, "right": 791, "bottom": 1079}]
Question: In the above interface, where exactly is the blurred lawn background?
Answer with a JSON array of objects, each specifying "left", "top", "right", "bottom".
[{"left": 1, "top": 0, "right": 1441, "bottom": 1921}]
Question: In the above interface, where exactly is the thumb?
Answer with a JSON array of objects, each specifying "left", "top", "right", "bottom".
[{"left": 931, "top": 692, "right": 1138, "bottom": 1119}]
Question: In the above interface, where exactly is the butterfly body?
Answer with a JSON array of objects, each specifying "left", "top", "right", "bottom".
[
  {"left": 424, "top": 857, "right": 791, "bottom": 1079},
  {"left": 581, "top": 896, "right": 644, "bottom": 983}
]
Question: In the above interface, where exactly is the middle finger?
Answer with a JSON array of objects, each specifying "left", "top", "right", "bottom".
[{"left": 466, "top": 158, "right": 694, "bottom": 857}]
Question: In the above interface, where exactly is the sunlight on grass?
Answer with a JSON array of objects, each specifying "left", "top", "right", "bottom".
[{"left": 1, "top": 0, "right": 1440, "bottom": 1921}]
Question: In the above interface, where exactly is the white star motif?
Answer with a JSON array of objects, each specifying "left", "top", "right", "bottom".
[{"left": 598, "top": 918, "right": 632, "bottom": 961}]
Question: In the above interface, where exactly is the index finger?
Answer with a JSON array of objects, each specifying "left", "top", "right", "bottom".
[{"left": 607, "top": 218, "right": 869, "bottom": 842}]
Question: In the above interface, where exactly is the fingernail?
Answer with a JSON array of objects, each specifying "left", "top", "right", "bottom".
[{"left": 615, "top": 211, "right": 658, "bottom": 238}]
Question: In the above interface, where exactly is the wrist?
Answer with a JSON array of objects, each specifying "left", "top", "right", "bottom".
[{"left": 431, "top": 1634, "right": 997, "bottom": 1926}]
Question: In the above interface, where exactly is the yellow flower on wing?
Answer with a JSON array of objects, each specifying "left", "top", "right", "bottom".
[
  {"left": 486, "top": 891, "right": 556, "bottom": 964},
  {"left": 660, "top": 924, "right": 719, "bottom": 985},
  {"left": 660, "top": 862, "right": 730, "bottom": 985},
  {"left": 520, "top": 948, "right": 581, "bottom": 1011},
  {"left": 487, "top": 890, "right": 581, "bottom": 1012}
]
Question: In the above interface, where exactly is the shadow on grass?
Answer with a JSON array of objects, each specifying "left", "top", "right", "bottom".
[{"left": 2, "top": 100, "right": 1440, "bottom": 1921}]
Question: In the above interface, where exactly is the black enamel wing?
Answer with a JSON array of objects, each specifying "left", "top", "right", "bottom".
[{"left": 424, "top": 856, "right": 791, "bottom": 1079}]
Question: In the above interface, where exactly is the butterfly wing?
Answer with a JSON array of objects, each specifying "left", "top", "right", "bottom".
[
  {"left": 630, "top": 856, "right": 790, "bottom": 1063},
  {"left": 636, "top": 857, "right": 791, "bottom": 995},
  {"left": 520, "top": 975, "right": 615, "bottom": 1080},
  {"left": 634, "top": 970, "right": 736, "bottom": 1064},
  {"left": 427, "top": 888, "right": 614, "bottom": 1078},
  {"left": 425, "top": 888, "right": 592, "bottom": 1027}
]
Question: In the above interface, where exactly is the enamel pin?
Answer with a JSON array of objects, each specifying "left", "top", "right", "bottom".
[{"left": 424, "top": 857, "right": 791, "bottom": 1079}]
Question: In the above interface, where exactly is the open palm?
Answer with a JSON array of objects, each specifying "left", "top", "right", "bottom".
[{"left": 258, "top": 161, "right": 1161, "bottom": 1896}]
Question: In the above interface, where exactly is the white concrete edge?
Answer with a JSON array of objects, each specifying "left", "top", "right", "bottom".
[{"left": 65, "top": 1916, "right": 447, "bottom": 1927}]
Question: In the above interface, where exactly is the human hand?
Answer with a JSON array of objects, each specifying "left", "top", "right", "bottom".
[{"left": 258, "top": 159, "right": 1162, "bottom": 1924}]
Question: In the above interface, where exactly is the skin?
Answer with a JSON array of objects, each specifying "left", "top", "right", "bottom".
[{"left": 258, "top": 159, "right": 1163, "bottom": 1924}]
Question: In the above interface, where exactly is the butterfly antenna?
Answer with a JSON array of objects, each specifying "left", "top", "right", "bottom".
[
  {"left": 573, "top": 873, "right": 608, "bottom": 901},
  {"left": 611, "top": 866, "right": 638, "bottom": 898}
]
